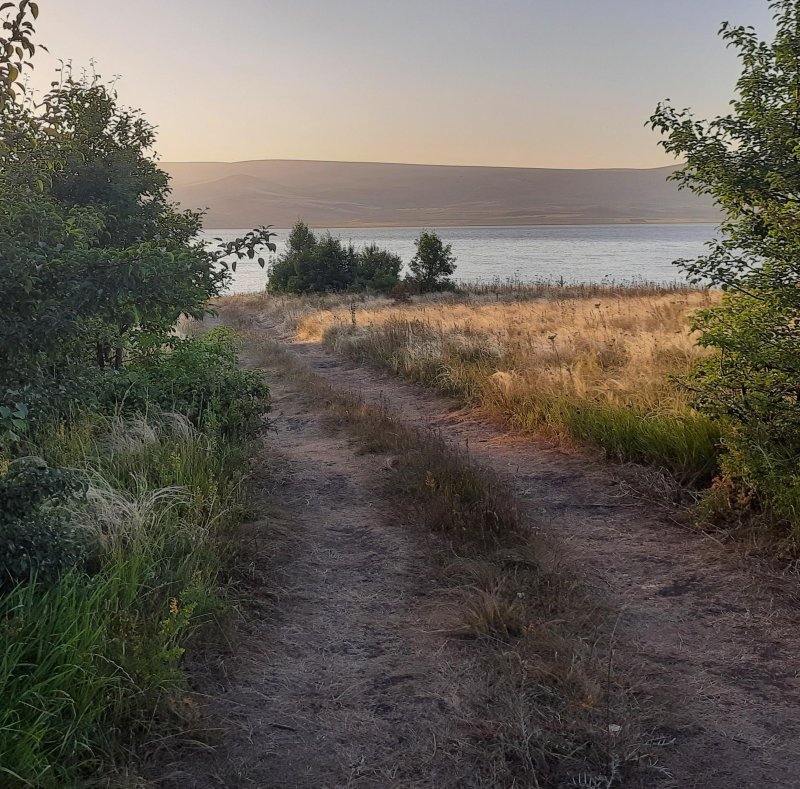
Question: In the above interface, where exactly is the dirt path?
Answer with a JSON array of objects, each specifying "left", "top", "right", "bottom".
[
  {"left": 236, "top": 317, "right": 800, "bottom": 789},
  {"left": 156, "top": 357, "right": 483, "bottom": 788}
]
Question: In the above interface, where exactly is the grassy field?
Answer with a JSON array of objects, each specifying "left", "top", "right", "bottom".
[{"left": 228, "top": 283, "right": 721, "bottom": 483}]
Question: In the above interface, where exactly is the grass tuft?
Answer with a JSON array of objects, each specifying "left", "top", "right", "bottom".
[{"left": 0, "top": 409, "right": 255, "bottom": 787}]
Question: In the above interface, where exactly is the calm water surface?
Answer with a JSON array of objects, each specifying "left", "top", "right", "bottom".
[{"left": 201, "top": 224, "right": 716, "bottom": 294}]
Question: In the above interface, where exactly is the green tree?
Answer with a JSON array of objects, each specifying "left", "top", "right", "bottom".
[
  {"left": 650, "top": 0, "right": 800, "bottom": 526},
  {"left": 408, "top": 230, "right": 456, "bottom": 292},
  {"left": 354, "top": 243, "right": 402, "bottom": 292},
  {"left": 0, "top": 4, "right": 274, "bottom": 417},
  {"left": 0, "top": 0, "right": 39, "bottom": 109},
  {"left": 268, "top": 220, "right": 401, "bottom": 294}
]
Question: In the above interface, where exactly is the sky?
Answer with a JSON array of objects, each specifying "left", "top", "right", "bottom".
[{"left": 29, "top": 0, "right": 775, "bottom": 168}]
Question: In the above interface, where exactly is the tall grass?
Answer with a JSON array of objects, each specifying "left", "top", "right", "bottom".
[
  {"left": 274, "top": 288, "right": 721, "bottom": 482},
  {"left": 0, "top": 410, "right": 250, "bottom": 787}
]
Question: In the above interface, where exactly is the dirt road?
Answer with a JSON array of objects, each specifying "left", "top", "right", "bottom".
[
  {"left": 239, "top": 318, "right": 800, "bottom": 789},
  {"left": 157, "top": 311, "right": 800, "bottom": 788},
  {"left": 155, "top": 350, "right": 491, "bottom": 788}
]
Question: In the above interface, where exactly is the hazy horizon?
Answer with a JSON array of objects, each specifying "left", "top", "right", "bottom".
[
  {"left": 161, "top": 158, "right": 684, "bottom": 171},
  {"left": 32, "top": 0, "right": 774, "bottom": 169},
  {"left": 162, "top": 159, "right": 719, "bottom": 228}
]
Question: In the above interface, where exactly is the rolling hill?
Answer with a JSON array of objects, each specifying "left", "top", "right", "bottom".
[{"left": 161, "top": 159, "right": 720, "bottom": 228}]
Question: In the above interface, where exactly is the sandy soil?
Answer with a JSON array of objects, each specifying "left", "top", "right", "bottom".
[{"left": 230, "top": 318, "right": 800, "bottom": 789}]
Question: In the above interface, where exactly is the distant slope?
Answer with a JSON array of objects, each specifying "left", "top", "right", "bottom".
[{"left": 161, "top": 159, "right": 720, "bottom": 228}]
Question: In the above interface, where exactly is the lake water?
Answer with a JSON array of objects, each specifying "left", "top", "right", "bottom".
[{"left": 201, "top": 224, "right": 716, "bottom": 294}]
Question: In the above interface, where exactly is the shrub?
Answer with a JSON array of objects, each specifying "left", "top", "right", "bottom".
[
  {"left": 101, "top": 328, "right": 270, "bottom": 435},
  {"left": 353, "top": 243, "right": 403, "bottom": 292},
  {"left": 0, "top": 458, "right": 90, "bottom": 588},
  {"left": 650, "top": 1, "right": 800, "bottom": 532},
  {"left": 268, "top": 220, "right": 402, "bottom": 294}
]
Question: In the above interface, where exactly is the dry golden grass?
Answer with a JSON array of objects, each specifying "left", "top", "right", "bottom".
[
  {"left": 222, "top": 286, "right": 723, "bottom": 480},
  {"left": 298, "top": 291, "right": 716, "bottom": 411}
]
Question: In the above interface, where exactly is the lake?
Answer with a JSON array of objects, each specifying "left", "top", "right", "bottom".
[{"left": 201, "top": 224, "right": 716, "bottom": 294}]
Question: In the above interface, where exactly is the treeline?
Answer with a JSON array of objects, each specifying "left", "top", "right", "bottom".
[
  {"left": 0, "top": 4, "right": 269, "bottom": 786},
  {"left": 267, "top": 220, "right": 457, "bottom": 295}
]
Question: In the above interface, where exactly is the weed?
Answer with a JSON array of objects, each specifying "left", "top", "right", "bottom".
[{"left": 0, "top": 406, "right": 259, "bottom": 787}]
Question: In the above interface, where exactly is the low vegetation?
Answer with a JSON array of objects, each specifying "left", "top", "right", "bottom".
[
  {"left": 230, "top": 324, "right": 659, "bottom": 787},
  {"left": 0, "top": 330, "right": 269, "bottom": 787},
  {"left": 0, "top": 8, "right": 270, "bottom": 785},
  {"left": 232, "top": 285, "right": 721, "bottom": 483}
]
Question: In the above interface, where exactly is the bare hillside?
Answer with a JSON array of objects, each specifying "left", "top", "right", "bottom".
[{"left": 161, "top": 159, "right": 720, "bottom": 228}]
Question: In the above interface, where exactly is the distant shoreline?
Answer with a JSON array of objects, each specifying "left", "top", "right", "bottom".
[
  {"left": 165, "top": 160, "right": 720, "bottom": 230},
  {"left": 204, "top": 220, "right": 718, "bottom": 232}
]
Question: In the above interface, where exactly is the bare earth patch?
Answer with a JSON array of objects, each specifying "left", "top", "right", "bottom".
[
  {"left": 219, "top": 310, "right": 800, "bottom": 789},
  {"left": 154, "top": 357, "right": 485, "bottom": 788}
]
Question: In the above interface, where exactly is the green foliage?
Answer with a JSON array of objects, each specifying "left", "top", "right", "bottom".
[
  {"left": 0, "top": 410, "right": 252, "bottom": 788},
  {"left": 0, "top": 459, "right": 89, "bottom": 588},
  {"left": 0, "top": 515, "right": 89, "bottom": 590},
  {"left": 0, "top": 23, "right": 275, "bottom": 419},
  {"left": 353, "top": 243, "right": 403, "bottom": 292},
  {"left": 650, "top": 0, "right": 800, "bottom": 531},
  {"left": 408, "top": 230, "right": 457, "bottom": 292},
  {"left": 0, "top": 402, "right": 28, "bottom": 442},
  {"left": 0, "top": 0, "right": 39, "bottom": 108},
  {"left": 268, "top": 220, "right": 402, "bottom": 294},
  {"left": 0, "top": 6, "right": 274, "bottom": 783},
  {"left": 2, "top": 72, "right": 214, "bottom": 376},
  {"left": 102, "top": 328, "right": 271, "bottom": 435}
]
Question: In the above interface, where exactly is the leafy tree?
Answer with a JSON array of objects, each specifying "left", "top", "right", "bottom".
[
  {"left": 0, "top": 2, "right": 275, "bottom": 423},
  {"left": 650, "top": 0, "right": 800, "bottom": 525},
  {"left": 268, "top": 220, "right": 401, "bottom": 294},
  {"left": 0, "top": 0, "right": 39, "bottom": 109},
  {"left": 285, "top": 219, "right": 318, "bottom": 256},
  {"left": 354, "top": 243, "right": 403, "bottom": 292},
  {"left": 408, "top": 230, "right": 456, "bottom": 292}
]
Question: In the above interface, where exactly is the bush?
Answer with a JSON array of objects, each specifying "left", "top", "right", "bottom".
[
  {"left": 0, "top": 459, "right": 90, "bottom": 589},
  {"left": 353, "top": 243, "right": 403, "bottom": 292},
  {"left": 650, "top": 2, "right": 800, "bottom": 534},
  {"left": 0, "top": 404, "right": 253, "bottom": 787},
  {"left": 101, "top": 328, "right": 270, "bottom": 435},
  {"left": 0, "top": 517, "right": 90, "bottom": 590},
  {"left": 268, "top": 221, "right": 402, "bottom": 294}
]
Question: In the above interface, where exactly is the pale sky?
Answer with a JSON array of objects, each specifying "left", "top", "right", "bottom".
[{"left": 30, "top": 0, "right": 774, "bottom": 168}]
